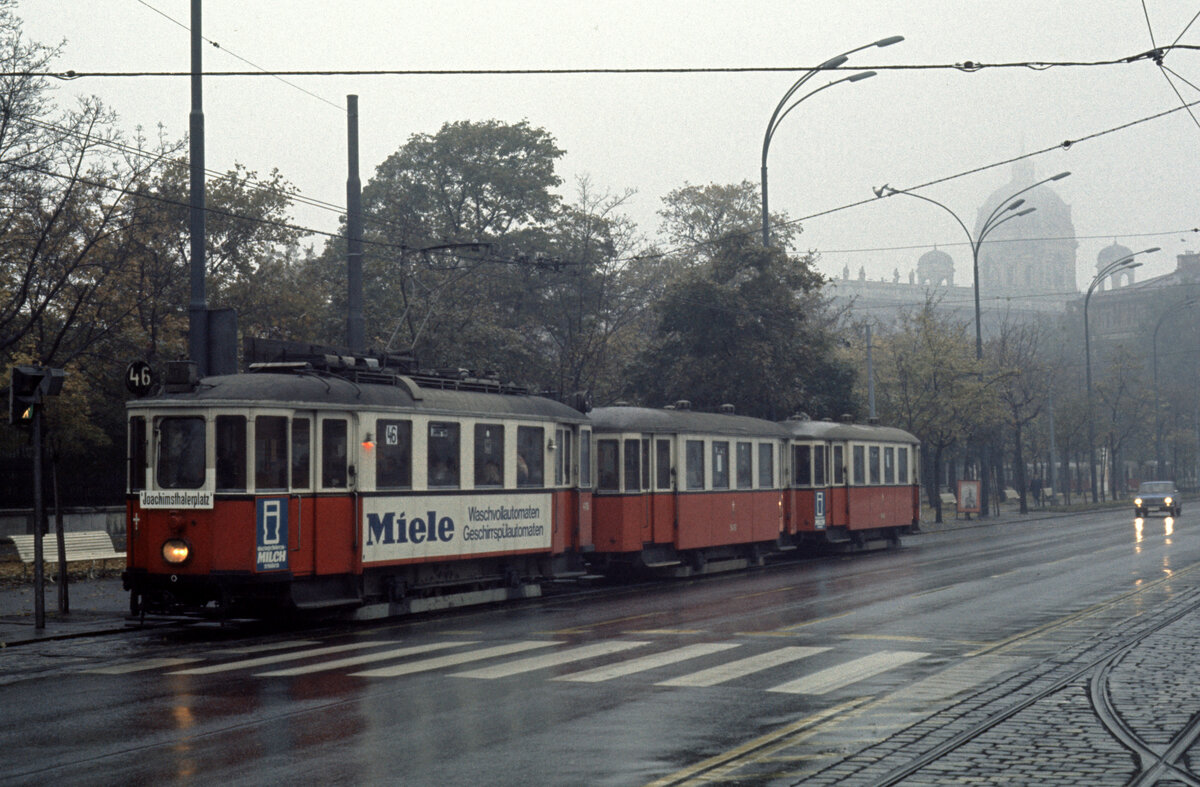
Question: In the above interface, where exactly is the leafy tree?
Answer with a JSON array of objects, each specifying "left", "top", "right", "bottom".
[
  {"left": 988, "top": 320, "right": 1051, "bottom": 513},
  {"left": 634, "top": 181, "right": 849, "bottom": 418},
  {"left": 657, "top": 180, "right": 799, "bottom": 261},
  {"left": 865, "top": 299, "right": 996, "bottom": 521}
]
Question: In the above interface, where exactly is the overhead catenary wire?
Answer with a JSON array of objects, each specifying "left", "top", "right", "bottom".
[{"left": 35, "top": 43, "right": 1200, "bottom": 80}]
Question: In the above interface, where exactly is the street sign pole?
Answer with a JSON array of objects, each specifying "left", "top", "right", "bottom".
[{"left": 32, "top": 402, "right": 44, "bottom": 629}]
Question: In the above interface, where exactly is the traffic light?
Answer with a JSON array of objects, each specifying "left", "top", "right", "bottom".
[{"left": 8, "top": 366, "right": 65, "bottom": 427}]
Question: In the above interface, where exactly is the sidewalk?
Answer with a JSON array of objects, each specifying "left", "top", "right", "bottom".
[{"left": 0, "top": 573, "right": 130, "bottom": 647}]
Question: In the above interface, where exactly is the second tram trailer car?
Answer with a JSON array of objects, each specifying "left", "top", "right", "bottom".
[
  {"left": 124, "top": 355, "right": 592, "bottom": 618},
  {"left": 586, "top": 403, "right": 791, "bottom": 574},
  {"left": 782, "top": 416, "right": 921, "bottom": 548}
]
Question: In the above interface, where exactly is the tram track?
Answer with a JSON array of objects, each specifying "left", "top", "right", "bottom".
[{"left": 854, "top": 581, "right": 1200, "bottom": 786}]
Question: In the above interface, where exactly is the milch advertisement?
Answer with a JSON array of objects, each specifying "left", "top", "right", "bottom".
[{"left": 361, "top": 493, "right": 553, "bottom": 563}]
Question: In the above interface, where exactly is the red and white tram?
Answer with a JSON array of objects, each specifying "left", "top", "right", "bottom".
[
  {"left": 122, "top": 347, "right": 923, "bottom": 618},
  {"left": 124, "top": 356, "right": 590, "bottom": 617},
  {"left": 585, "top": 404, "right": 790, "bottom": 574},
  {"left": 782, "top": 416, "right": 921, "bottom": 547}
]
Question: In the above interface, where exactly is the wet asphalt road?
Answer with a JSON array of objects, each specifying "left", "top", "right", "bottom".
[{"left": 1, "top": 507, "right": 1195, "bottom": 786}]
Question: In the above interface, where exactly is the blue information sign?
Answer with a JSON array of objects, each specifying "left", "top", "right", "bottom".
[{"left": 255, "top": 497, "right": 289, "bottom": 571}]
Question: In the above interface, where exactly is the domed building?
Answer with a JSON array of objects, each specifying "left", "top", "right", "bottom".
[
  {"left": 1093, "top": 241, "right": 1136, "bottom": 291},
  {"left": 974, "top": 159, "right": 1077, "bottom": 298},
  {"left": 917, "top": 247, "right": 954, "bottom": 287}
]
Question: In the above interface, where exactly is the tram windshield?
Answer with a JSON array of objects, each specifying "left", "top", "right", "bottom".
[{"left": 156, "top": 416, "right": 206, "bottom": 489}]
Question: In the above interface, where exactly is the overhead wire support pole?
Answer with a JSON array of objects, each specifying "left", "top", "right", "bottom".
[
  {"left": 346, "top": 95, "right": 364, "bottom": 353},
  {"left": 188, "top": 0, "right": 208, "bottom": 376}
]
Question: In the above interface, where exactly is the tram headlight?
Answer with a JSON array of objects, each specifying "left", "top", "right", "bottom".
[
  {"left": 162, "top": 539, "right": 191, "bottom": 565},
  {"left": 1134, "top": 497, "right": 1143, "bottom": 507},
  {"left": 1165, "top": 497, "right": 1173, "bottom": 506}
]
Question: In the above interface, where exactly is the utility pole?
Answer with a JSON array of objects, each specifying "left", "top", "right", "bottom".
[
  {"left": 346, "top": 95, "right": 364, "bottom": 353},
  {"left": 188, "top": 0, "right": 208, "bottom": 375}
]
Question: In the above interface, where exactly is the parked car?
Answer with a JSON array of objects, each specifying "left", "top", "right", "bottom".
[{"left": 1134, "top": 481, "right": 1181, "bottom": 517}]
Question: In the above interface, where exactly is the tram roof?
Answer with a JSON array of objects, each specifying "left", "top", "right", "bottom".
[
  {"left": 589, "top": 406, "right": 791, "bottom": 438},
  {"left": 780, "top": 418, "right": 919, "bottom": 444},
  {"left": 127, "top": 372, "right": 587, "bottom": 422}
]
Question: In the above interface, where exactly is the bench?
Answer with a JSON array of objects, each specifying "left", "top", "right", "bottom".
[
  {"left": 7, "top": 530, "right": 124, "bottom": 578},
  {"left": 1003, "top": 487, "right": 1021, "bottom": 504},
  {"left": 938, "top": 493, "right": 958, "bottom": 518}
]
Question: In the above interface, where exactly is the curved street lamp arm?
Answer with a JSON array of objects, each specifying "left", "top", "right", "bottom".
[
  {"left": 876, "top": 187, "right": 974, "bottom": 249},
  {"left": 978, "top": 171, "right": 1071, "bottom": 237},
  {"left": 765, "top": 36, "right": 903, "bottom": 135},
  {"left": 976, "top": 207, "right": 1036, "bottom": 253},
  {"left": 763, "top": 72, "right": 876, "bottom": 166}
]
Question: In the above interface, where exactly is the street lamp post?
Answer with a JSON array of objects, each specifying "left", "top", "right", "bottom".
[
  {"left": 875, "top": 172, "right": 1068, "bottom": 361},
  {"left": 760, "top": 36, "right": 903, "bottom": 248},
  {"left": 874, "top": 172, "right": 1067, "bottom": 517},
  {"left": 1152, "top": 297, "right": 1195, "bottom": 479},
  {"left": 1084, "top": 247, "right": 1159, "bottom": 501}
]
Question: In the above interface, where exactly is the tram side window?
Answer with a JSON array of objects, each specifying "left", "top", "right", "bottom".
[
  {"left": 255, "top": 416, "right": 288, "bottom": 491},
  {"left": 474, "top": 423, "right": 504, "bottom": 487},
  {"left": 833, "top": 445, "right": 845, "bottom": 485},
  {"left": 884, "top": 446, "right": 896, "bottom": 484},
  {"left": 813, "top": 445, "right": 827, "bottom": 486},
  {"left": 580, "top": 430, "right": 592, "bottom": 488},
  {"left": 624, "top": 438, "right": 641, "bottom": 492},
  {"left": 869, "top": 446, "right": 881, "bottom": 484},
  {"left": 378, "top": 419, "right": 413, "bottom": 489},
  {"left": 216, "top": 415, "right": 247, "bottom": 491},
  {"left": 428, "top": 422, "right": 460, "bottom": 488},
  {"left": 322, "top": 419, "right": 348, "bottom": 488},
  {"left": 898, "top": 446, "right": 909, "bottom": 484},
  {"left": 736, "top": 442, "right": 752, "bottom": 489},
  {"left": 156, "top": 416, "right": 205, "bottom": 490},
  {"left": 291, "top": 419, "right": 311, "bottom": 489},
  {"left": 656, "top": 439, "right": 672, "bottom": 489},
  {"left": 853, "top": 445, "right": 865, "bottom": 484},
  {"left": 758, "top": 443, "right": 774, "bottom": 488},
  {"left": 517, "top": 426, "right": 544, "bottom": 487},
  {"left": 129, "top": 417, "right": 147, "bottom": 492},
  {"left": 794, "top": 445, "right": 811, "bottom": 486},
  {"left": 686, "top": 440, "right": 705, "bottom": 490},
  {"left": 597, "top": 439, "right": 619, "bottom": 491}
]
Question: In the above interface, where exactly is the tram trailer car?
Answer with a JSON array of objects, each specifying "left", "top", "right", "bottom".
[
  {"left": 124, "top": 361, "right": 592, "bottom": 618},
  {"left": 782, "top": 416, "right": 921, "bottom": 548},
  {"left": 586, "top": 404, "right": 792, "bottom": 575}
]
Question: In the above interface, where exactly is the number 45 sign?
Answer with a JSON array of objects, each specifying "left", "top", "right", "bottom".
[{"left": 125, "top": 360, "right": 155, "bottom": 397}]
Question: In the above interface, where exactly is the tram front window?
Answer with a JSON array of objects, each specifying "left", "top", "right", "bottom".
[{"left": 156, "top": 417, "right": 206, "bottom": 489}]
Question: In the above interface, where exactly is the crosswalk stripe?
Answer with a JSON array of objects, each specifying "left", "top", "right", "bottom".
[
  {"left": 169, "top": 641, "right": 402, "bottom": 675},
  {"left": 351, "top": 641, "right": 560, "bottom": 678},
  {"left": 767, "top": 650, "right": 928, "bottom": 695},
  {"left": 451, "top": 640, "right": 652, "bottom": 679},
  {"left": 216, "top": 640, "right": 320, "bottom": 655},
  {"left": 656, "top": 646, "right": 831, "bottom": 687},
  {"left": 86, "top": 657, "right": 204, "bottom": 674},
  {"left": 553, "top": 643, "right": 741, "bottom": 683},
  {"left": 258, "top": 642, "right": 471, "bottom": 677}
]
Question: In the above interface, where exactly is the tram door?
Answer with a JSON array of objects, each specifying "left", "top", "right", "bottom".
[
  {"left": 652, "top": 438, "right": 675, "bottom": 543},
  {"left": 287, "top": 414, "right": 317, "bottom": 576},
  {"left": 312, "top": 414, "right": 357, "bottom": 576},
  {"left": 624, "top": 437, "right": 653, "bottom": 545}
]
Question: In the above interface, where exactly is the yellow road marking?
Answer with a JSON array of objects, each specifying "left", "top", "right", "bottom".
[{"left": 642, "top": 697, "right": 869, "bottom": 786}]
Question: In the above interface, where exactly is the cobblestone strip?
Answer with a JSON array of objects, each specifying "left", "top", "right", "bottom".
[{"left": 797, "top": 586, "right": 1200, "bottom": 786}]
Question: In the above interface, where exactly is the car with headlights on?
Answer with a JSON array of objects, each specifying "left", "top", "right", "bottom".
[{"left": 1134, "top": 481, "right": 1180, "bottom": 517}]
